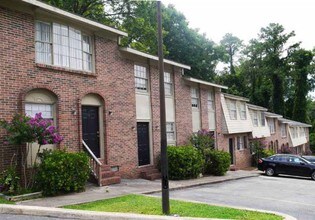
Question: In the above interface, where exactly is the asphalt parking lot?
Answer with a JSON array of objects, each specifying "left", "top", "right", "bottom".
[{"left": 157, "top": 174, "right": 315, "bottom": 220}]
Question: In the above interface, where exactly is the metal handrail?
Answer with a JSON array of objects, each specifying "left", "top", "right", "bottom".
[{"left": 82, "top": 140, "right": 102, "bottom": 165}]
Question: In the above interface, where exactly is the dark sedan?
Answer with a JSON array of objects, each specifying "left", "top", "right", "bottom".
[
  {"left": 302, "top": 155, "right": 315, "bottom": 163},
  {"left": 258, "top": 154, "right": 315, "bottom": 180}
]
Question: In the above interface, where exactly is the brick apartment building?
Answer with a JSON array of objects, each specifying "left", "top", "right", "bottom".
[{"left": 0, "top": 0, "right": 311, "bottom": 185}]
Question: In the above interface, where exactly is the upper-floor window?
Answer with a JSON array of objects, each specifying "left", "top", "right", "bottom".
[
  {"left": 268, "top": 119, "right": 275, "bottom": 134},
  {"left": 240, "top": 103, "right": 246, "bottom": 120},
  {"left": 253, "top": 111, "right": 258, "bottom": 127},
  {"left": 299, "top": 127, "right": 305, "bottom": 137},
  {"left": 191, "top": 87, "right": 199, "bottom": 108},
  {"left": 229, "top": 100, "right": 237, "bottom": 120},
  {"left": 281, "top": 124, "right": 286, "bottom": 137},
  {"left": 35, "top": 21, "right": 92, "bottom": 72},
  {"left": 134, "top": 65, "right": 148, "bottom": 92},
  {"left": 261, "top": 112, "right": 265, "bottom": 126},
  {"left": 207, "top": 91, "right": 215, "bottom": 111},
  {"left": 164, "top": 72, "right": 173, "bottom": 96}
]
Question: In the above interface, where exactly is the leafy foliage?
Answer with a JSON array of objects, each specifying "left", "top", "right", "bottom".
[
  {"left": 190, "top": 129, "right": 215, "bottom": 156},
  {"left": 204, "top": 150, "right": 230, "bottom": 176},
  {"left": 251, "top": 140, "right": 275, "bottom": 166},
  {"left": 167, "top": 146, "right": 204, "bottom": 180},
  {"left": 0, "top": 166, "right": 20, "bottom": 195},
  {"left": 36, "top": 149, "right": 90, "bottom": 196}
]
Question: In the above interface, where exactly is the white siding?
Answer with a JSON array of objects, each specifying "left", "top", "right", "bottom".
[
  {"left": 249, "top": 109, "right": 271, "bottom": 138},
  {"left": 221, "top": 95, "right": 252, "bottom": 134},
  {"left": 289, "top": 126, "right": 307, "bottom": 147}
]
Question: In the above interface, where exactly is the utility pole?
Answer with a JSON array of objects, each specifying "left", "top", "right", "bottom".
[{"left": 157, "top": 0, "right": 170, "bottom": 215}]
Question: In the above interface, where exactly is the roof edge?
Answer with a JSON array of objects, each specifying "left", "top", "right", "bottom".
[
  {"left": 22, "top": 0, "right": 127, "bottom": 37},
  {"left": 119, "top": 47, "right": 191, "bottom": 70},
  {"left": 223, "top": 93, "right": 249, "bottom": 102},
  {"left": 183, "top": 77, "right": 228, "bottom": 89}
]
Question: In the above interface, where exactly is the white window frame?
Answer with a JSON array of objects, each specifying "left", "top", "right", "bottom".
[
  {"left": 261, "top": 112, "right": 265, "bottom": 126},
  {"left": 207, "top": 91, "right": 215, "bottom": 111},
  {"left": 237, "top": 136, "right": 244, "bottom": 150},
  {"left": 253, "top": 111, "right": 258, "bottom": 127},
  {"left": 191, "top": 87, "right": 199, "bottom": 109},
  {"left": 35, "top": 21, "right": 93, "bottom": 72},
  {"left": 229, "top": 100, "right": 237, "bottom": 120},
  {"left": 269, "top": 119, "right": 275, "bottom": 134},
  {"left": 25, "top": 103, "right": 54, "bottom": 120},
  {"left": 240, "top": 103, "right": 246, "bottom": 120},
  {"left": 166, "top": 122, "right": 175, "bottom": 142},
  {"left": 281, "top": 124, "right": 286, "bottom": 137},
  {"left": 134, "top": 65, "right": 148, "bottom": 92},
  {"left": 164, "top": 72, "right": 173, "bottom": 96}
]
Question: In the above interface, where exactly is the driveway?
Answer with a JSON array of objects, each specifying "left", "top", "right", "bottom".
[{"left": 155, "top": 174, "right": 315, "bottom": 220}]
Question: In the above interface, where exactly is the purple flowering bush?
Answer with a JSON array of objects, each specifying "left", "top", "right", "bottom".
[{"left": 0, "top": 113, "right": 63, "bottom": 190}]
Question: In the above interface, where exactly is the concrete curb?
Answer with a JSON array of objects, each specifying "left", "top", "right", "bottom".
[
  {"left": 142, "top": 174, "right": 260, "bottom": 195},
  {"left": 0, "top": 204, "right": 220, "bottom": 220}
]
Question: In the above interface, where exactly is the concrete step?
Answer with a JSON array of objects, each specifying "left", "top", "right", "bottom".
[
  {"left": 229, "top": 165, "right": 238, "bottom": 171},
  {"left": 101, "top": 176, "right": 121, "bottom": 186},
  {"left": 101, "top": 171, "right": 115, "bottom": 178},
  {"left": 145, "top": 172, "right": 161, "bottom": 181}
]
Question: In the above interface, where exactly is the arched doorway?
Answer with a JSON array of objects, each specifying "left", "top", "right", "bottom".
[{"left": 81, "top": 94, "right": 105, "bottom": 159}]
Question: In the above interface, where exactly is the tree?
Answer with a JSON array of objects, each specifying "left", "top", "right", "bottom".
[
  {"left": 220, "top": 33, "right": 243, "bottom": 74},
  {"left": 289, "top": 49, "right": 314, "bottom": 122}
]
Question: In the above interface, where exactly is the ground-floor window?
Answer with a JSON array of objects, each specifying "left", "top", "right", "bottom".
[{"left": 166, "top": 122, "right": 175, "bottom": 142}]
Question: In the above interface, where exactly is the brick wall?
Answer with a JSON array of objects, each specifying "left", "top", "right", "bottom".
[{"left": 0, "top": 6, "right": 141, "bottom": 178}]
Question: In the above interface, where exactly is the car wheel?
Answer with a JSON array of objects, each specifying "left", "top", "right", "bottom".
[
  {"left": 266, "top": 167, "right": 275, "bottom": 176},
  {"left": 311, "top": 171, "right": 315, "bottom": 181}
]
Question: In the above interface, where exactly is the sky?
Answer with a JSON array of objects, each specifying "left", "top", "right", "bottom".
[
  {"left": 161, "top": 0, "right": 315, "bottom": 98},
  {"left": 161, "top": 0, "right": 315, "bottom": 49}
]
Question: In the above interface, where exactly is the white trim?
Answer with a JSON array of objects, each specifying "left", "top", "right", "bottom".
[
  {"left": 184, "top": 77, "right": 228, "bottom": 89},
  {"left": 247, "top": 103, "right": 268, "bottom": 111},
  {"left": 119, "top": 47, "right": 191, "bottom": 70},
  {"left": 22, "top": 0, "right": 127, "bottom": 36},
  {"left": 223, "top": 93, "right": 249, "bottom": 102},
  {"left": 265, "top": 112, "right": 283, "bottom": 118}
]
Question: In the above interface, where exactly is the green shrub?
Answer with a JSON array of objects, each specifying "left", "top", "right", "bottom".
[
  {"left": 36, "top": 149, "right": 90, "bottom": 196},
  {"left": 167, "top": 146, "right": 204, "bottom": 180},
  {"left": 0, "top": 166, "right": 20, "bottom": 195},
  {"left": 190, "top": 129, "right": 215, "bottom": 156},
  {"left": 204, "top": 150, "right": 230, "bottom": 176}
]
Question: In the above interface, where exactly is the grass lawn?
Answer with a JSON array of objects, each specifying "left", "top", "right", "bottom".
[
  {"left": 0, "top": 197, "right": 14, "bottom": 204},
  {"left": 64, "top": 194, "right": 282, "bottom": 220}
]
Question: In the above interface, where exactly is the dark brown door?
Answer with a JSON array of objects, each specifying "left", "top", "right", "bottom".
[
  {"left": 229, "top": 138, "right": 234, "bottom": 164},
  {"left": 137, "top": 122, "right": 150, "bottom": 166},
  {"left": 82, "top": 106, "right": 100, "bottom": 158}
]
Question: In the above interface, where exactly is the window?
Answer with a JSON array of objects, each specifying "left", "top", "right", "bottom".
[
  {"left": 240, "top": 103, "right": 246, "bottom": 120},
  {"left": 191, "top": 87, "right": 199, "bottom": 108},
  {"left": 25, "top": 103, "right": 53, "bottom": 119},
  {"left": 261, "top": 112, "right": 265, "bottom": 126},
  {"left": 134, "top": 65, "right": 148, "bottom": 92},
  {"left": 281, "top": 124, "right": 286, "bottom": 137},
  {"left": 253, "top": 111, "right": 258, "bottom": 127},
  {"left": 229, "top": 100, "right": 237, "bottom": 120},
  {"left": 268, "top": 119, "right": 275, "bottom": 134},
  {"left": 299, "top": 127, "right": 304, "bottom": 137},
  {"left": 35, "top": 21, "right": 92, "bottom": 71},
  {"left": 207, "top": 91, "right": 215, "bottom": 111},
  {"left": 166, "top": 122, "right": 175, "bottom": 142},
  {"left": 237, "top": 136, "right": 244, "bottom": 150},
  {"left": 243, "top": 136, "right": 248, "bottom": 148},
  {"left": 164, "top": 72, "right": 173, "bottom": 96}
]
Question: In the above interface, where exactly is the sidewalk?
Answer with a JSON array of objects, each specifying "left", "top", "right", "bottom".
[{"left": 18, "top": 170, "right": 259, "bottom": 207}]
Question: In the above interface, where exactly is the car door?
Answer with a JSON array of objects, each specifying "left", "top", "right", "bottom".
[
  {"left": 287, "top": 156, "right": 311, "bottom": 177},
  {"left": 275, "top": 155, "right": 289, "bottom": 174}
]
